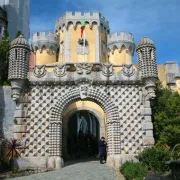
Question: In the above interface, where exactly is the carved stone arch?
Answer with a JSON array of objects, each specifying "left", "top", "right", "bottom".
[
  {"left": 74, "top": 21, "right": 81, "bottom": 30},
  {"left": 66, "top": 21, "right": 73, "bottom": 30},
  {"left": 38, "top": 44, "right": 46, "bottom": 53},
  {"left": 91, "top": 21, "right": 98, "bottom": 29},
  {"left": 49, "top": 86, "right": 120, "bottom": 157},
  {"left": 112, "top": 45, "right": 118, "bottom": 54}
]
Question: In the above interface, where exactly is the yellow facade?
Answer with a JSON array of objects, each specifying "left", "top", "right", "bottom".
[
  {"left": 175, "top": 78, "right": 180, "bottom": 93},
  {"left": 157, "top": 65, "right": 167, "bottom": 88},
  {"left": 108, "top": 47, "right": 127, "bottom": 64},
  {"left": 101, "top": 26, "right": 108, "bottom": 63},
  {"left": 69, "top": 23, "right": 96, "bottom": 63},
  {"left": 58, "top": 26, "right": 65, "bottom": 64},
  {"left": 35, "top": 47, "right": 57, "bottom": 65},
  {"left": 64, "top": 100, "right": 106, "bottom": 122}
]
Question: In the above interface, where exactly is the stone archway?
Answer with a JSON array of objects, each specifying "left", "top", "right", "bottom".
[
  {"left": 62, "top": 106, "right": 106, "bottom": 153},
  {"left": 49, "top": 85, "right": 120, "bottom": 159}
]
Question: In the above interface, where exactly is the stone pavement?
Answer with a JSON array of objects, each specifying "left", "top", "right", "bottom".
[{"left": 12, "top": 161, "right": 116, "bottom": 180}]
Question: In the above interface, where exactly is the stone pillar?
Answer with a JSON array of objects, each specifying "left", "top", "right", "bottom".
[
  {"left": 141, "top": 99, "right": 154, "bottom": 146},
  {"left": 96, "top": 25, "right": 100, "bottom": 63},
  {"left": 64, "top": 27, "right": 70, "bottom": 63}
]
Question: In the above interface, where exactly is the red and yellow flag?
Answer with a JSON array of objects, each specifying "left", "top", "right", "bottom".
[{"left": 81, "top": 20, "right": 86, "bottom": 38}]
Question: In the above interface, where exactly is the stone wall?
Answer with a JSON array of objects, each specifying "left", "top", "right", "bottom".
[{"left": 0, "top": 86, "right": 16, "bottom": 140}]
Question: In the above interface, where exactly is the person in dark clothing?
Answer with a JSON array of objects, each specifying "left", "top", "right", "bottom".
[{"left": 99, "top": 137, "right": 107, "bottom": 164}]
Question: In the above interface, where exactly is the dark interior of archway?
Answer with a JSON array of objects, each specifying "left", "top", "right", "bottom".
[{"left": 67, "top": 110, "right": 100, "bottom": 160}]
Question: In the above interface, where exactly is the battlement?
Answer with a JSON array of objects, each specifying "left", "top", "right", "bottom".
[
  {"left": 32, "top": 32, "right": 58, "bottom": 43},
  {"left": 31, "top": 32, "right": 59, "bottom": 53},
  {"left": 107, "top": 32, "right": 135, "bottom": 55},
  {"left": 55, "top": 11, "right": 110, "bottom": 31},
  {"left": 108, "top": 32, "right": 134, "bottom": 44}
]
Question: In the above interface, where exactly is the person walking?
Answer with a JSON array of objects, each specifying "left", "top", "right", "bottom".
[{"left": 99, "top": 137, "right": 107, "bottom": 164}]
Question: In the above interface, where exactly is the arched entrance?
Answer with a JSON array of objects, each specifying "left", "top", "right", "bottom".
[
  {"left": 49, "top": 84, "right": 120, "bottom": 168},
  {"left": 65, "top": 110, "right": 100, "bottom": 159}
]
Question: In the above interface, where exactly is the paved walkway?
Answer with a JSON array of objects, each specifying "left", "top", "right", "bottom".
[{"left": 12, "top": 161, "right": 116, "bottom": 180}]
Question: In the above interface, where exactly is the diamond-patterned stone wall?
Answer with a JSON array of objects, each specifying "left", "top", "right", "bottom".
[{"left": 22, "top": 84, "right": 145, "bottom": 157}]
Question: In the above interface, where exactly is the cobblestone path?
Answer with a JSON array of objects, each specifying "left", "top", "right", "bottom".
[{"left": 12, "top": 161, "right": 116, "bottom": 180}]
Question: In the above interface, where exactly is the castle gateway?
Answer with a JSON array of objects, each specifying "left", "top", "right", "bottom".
[{"left": 8, "top": 12, "right": 158, "bottom": 169}]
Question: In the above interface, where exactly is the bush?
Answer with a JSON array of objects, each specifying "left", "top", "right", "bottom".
[
  {"left": 120, "top": 161, "right": 148, "bottom": 180},
  {"left": 137, "top": 147, "right": 170, "bottom": 172}
]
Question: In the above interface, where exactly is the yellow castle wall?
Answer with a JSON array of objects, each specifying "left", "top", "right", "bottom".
[
  {"left": 108, "top": 47, "right": 127, "bottom": 64},
  {"left": 101, "top": 27, "right": 108, "bottom": 63},
  {"left": 157, "top": 65, "right": 167, "bottom": 88},
  {"left": 69, "top": 23, "right": 96, "bottom": 63},
  {"left": 175, "top": 78, "right": 180, "bottom": 93},
  {"left": 35, "top": 47, "right": 57, "bottom": 65},
  {"left": 126, "top": 50, "right": 133, "bottom": 64},
  {"left": 58, "top": 27, "right": 65, "bottom": 64}
]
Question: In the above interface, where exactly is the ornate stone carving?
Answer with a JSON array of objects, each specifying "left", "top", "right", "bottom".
[
  {"left": 33, "top": 65, "right": 46, "bottom": 78},
  {"left": 122, "top": 64, "right": 135, "bottom": 77},
  {"left": 79, "top": 84, "right": 89, "bottom": 99},
  {"left": 76, "top": 39, "right": 89, "bottom": 55},
  {"left": 144, "top": 77, "right": 157, "bottom": 100},
  {"left": 54, "top": 65, "right": 67, "bottom": 77},
  {"left": 75, "top": 63, "right": 93, "bottom": 74},
  {"left": 10, "top": 80, "right": 24, "bottom": 101},
  {"left": 102, "top": 64, "right": 114, "bottom": 76}
]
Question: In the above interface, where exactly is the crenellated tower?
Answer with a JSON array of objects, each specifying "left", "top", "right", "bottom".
[
  {"left": 107, "top": 32, "right": 135, "bottom": 64},
  {"left": 55, "top": 12, "right": 110, "bottom": 63},
  {"left": 31, "top": 32, "right": 59, "bottom": 65}
]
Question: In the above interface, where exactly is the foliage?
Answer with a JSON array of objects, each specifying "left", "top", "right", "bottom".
[
  {"left": 5, "top": 139, "right": 21, "bottom": 162},
  {"left": 15, "top": 31, "right": 23, "bottom": 38},
  {"left": 14, "top": 118, "right": 17, "bottom": 125},
  {"left": 120, "top": 161, "right": 148, "bottom": 180},
  {"left": 137, "top": 147, "right": 170, "bottom": 172},
  {"left": 0, "top": 139, "right": 21, "bottom": 170},
  {"left": 170, "top": 144, "right": 180, "bottom": 160},
  {"left": 0, "top": 30, "right": 11, "bottom": 85},
  {"left": 151, "top": 84, "right": 180, "bottom": 148}
]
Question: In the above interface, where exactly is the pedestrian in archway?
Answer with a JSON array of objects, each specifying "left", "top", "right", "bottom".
[{"left": 99, "top": 137, "right": 107, "bottom": 164}]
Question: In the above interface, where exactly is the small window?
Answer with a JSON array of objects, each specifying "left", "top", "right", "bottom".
[{"left": 15, "top": 49, "right": 17, "bottom": 59}]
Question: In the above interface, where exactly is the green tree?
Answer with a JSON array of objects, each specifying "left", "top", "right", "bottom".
[
  {"left": 15, "top": 31, "right": 23, "bottom": 38},
  {"left": 151, "top": 84, "right": 180, "bottom": 148},
  {"left": 0, "top": 30, "right": 11, "bottom": 85}
]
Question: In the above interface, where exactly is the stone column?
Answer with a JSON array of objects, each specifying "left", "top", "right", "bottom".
[
  {"left": 64, "top": 27, "right": 70, "bottom": 63},
  {"left": 142, "top": 100, "right": 154, "bottom": 146},
  {"left": 96, "top": 25, "right": 100, "bottom": 63}
]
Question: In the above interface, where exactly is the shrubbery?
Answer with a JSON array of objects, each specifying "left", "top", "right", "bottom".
[
  {"left": 137, "top": 147, "right": 170, "bottom": 172},
  {"left": 120, "top": 161, "right": 148, "bottom": 180}
]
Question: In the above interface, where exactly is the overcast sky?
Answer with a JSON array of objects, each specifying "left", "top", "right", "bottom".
[{"left": 30, "top": 0, "right": 180, "bottom": 64}]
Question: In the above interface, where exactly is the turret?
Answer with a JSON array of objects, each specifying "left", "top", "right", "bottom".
[
  {"left": 8, "top": 35, "right": 30, "bottom": 101},
  {"left": 55, "top": 12, "right": 110, "bottom": 63},
  {"left": 136, "top": 36, "right": 158, "bottom": 99},
  {"left": 31, "top": 32, "right": 59, "bottom": 65},
  {"left": 107, "top": 32, "right": 135, "bottom": 64}
]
